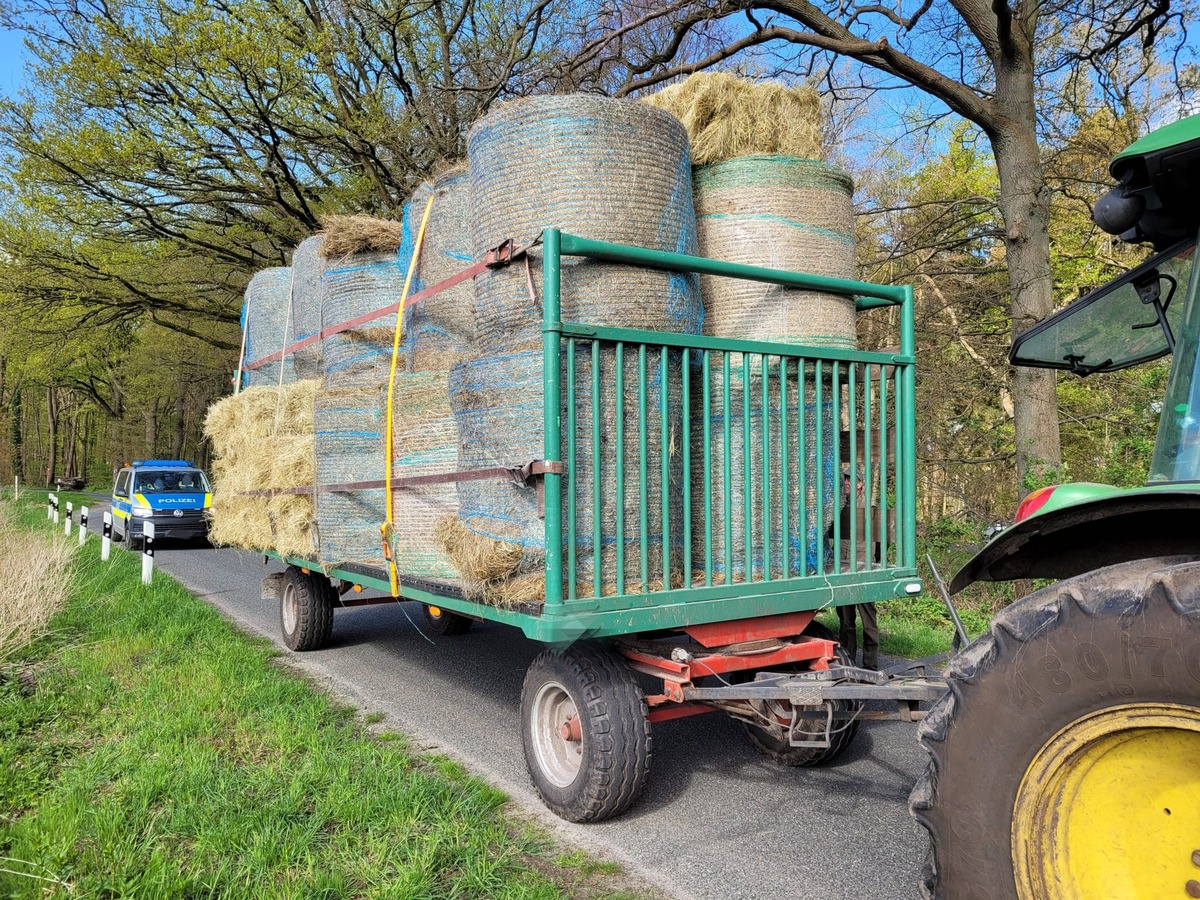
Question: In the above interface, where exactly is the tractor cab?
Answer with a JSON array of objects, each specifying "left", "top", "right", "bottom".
[{"left": 952, "top": 113, "right": 1200, "bottom": 591}]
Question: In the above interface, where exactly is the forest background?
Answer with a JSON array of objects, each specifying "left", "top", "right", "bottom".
[{"left": 0, "top": 0, "right": 1195, "bottom": 570}]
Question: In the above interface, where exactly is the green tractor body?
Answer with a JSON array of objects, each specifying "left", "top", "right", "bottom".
[
  {"left": 953, "top": 114, "right": 1200, "bottom": 593},
  {"left": 915, "top": 116, "right": 1200, "bottom": 900}
]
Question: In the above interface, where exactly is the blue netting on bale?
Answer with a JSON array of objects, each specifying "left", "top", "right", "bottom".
[
  {"left": 313, "top": 383, "right": 387, "bottom": 569},
  {"left": 290, "top": 236, "right": 328, "bottom": 380},
  {"left": 694, "top": 155, "right": 857, "bottom": 349},
  {"left": 447, "top": 340, "right": 686, "bottom": 601},
  {"left": 387, "top": 371, "right": 461, "bottom": 582},
  {"left": 691, "top": 366, "right": 836, "bottom": 582},
  {"left": 320, "top": 246, "right": 408, "bottom": 383},
  {"left": 241, "top": 267, "right": 296, "bottom": 389},
  {"left": 467, "top": 94, "right": 703, "bottom": 346},
  {"left": 400, "top": 171, "right": 477, "bottom": 373}
]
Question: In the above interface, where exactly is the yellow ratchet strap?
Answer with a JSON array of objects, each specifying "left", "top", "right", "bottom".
[{"left": 383, "top": 194, "right": 435, "bottom": 596}]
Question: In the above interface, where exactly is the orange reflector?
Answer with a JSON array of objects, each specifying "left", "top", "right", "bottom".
[{"left": 428, "top": 606, "right": 442, "bottom": 617}]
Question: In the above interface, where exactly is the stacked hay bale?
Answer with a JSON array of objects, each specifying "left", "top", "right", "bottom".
[
  {"left": 443, "top": 94, "right": 703, "bottom": 604},
  {"left": 289, "top": 236, "right": 329, "bottom": 380},
  {"left": 318, "top": 215, "right": 409, "bottom": 383},
  {"left": 311, "top": 215, "right": 412, "bottom": 569},
  {"left": 240, "top": 267, "right": 296, "bottom": 388},
  {"left": 203, "top": 380, "right": 319, "bottom": 558},
  {"left": 646, "top": 73, "right": 856, "bottom": 581},
  {"left": 387, "top": 171, "right": 476, "bottom": 582}
]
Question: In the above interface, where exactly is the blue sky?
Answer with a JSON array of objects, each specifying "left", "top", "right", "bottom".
[{"left": 0, "top": 26, "right": 28, "bottom": 97}]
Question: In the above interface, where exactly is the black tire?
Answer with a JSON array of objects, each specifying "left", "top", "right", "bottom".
[
  {"left": 738, "top": 621, "right": 862, "bottom": 766},
  {"left": 279, "top": 566, "right": 336, "bottom": 652},
  {"left": 421, "top": 604, "right": 474, "bottom": 636},
  {"left": 521, "top": 643, "right": 652, "bottom": 822},
  {"left": 910, "top": 556, "right": 1200, "bottom": 899}
]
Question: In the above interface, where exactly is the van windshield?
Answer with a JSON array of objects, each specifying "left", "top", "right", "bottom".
[{"left": 134, "top": 470, "right": 211, "bottom": 493}]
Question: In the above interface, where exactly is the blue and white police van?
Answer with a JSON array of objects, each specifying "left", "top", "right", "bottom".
[{"left": 111, "top": 460, "right": 212, "bottom": 548}]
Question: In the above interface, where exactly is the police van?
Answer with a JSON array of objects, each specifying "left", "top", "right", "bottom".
[{"left": 111, "top": 460, "right": 212, "bottom": 548}]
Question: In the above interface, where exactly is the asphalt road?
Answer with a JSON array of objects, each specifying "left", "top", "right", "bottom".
[{"left": 86, "top": 507, "right": 930, "bottom": 900}]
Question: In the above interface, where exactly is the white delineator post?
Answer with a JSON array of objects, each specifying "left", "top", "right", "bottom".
[
  {"left": 141, "top": 521, "right": 155, "bottom": 585},
  {"left": 48, "top": 492, "right": 57, "bottom": 522},
  {"left": 13, "top": 476, "right": 18, "bottom": 500},
  {"left": 102, "top": 511, "right": 113, "bottom": 561},
  {"left": 64, "top": 501, "right": 73, "bottom": 537},
  {"left": 79, "top": 506, "right": 89, "bottom": 546}
]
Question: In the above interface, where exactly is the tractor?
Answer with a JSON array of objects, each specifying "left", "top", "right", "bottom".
[{"left": 913, "top": 114, "right": 1200, "bottom": 898}]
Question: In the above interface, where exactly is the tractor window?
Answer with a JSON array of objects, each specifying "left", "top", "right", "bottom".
[
  {"left": 1151, "top": 232, "right": 1200, "bottom": 482},
  {"left": 1011, "top": 239, "right": 1196, "bottom": 375}
]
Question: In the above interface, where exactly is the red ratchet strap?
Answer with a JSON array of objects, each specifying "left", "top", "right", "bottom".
[{"left": 242, "top": 237, "right": 533, "bottom": 372}]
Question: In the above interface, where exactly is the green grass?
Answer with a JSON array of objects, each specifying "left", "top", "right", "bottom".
[
  {"left": 0, "top": 496, "right": 652, "bottom": 900},
  {"left": 817, "top": 590, "right": 1000, "bottom": 660}
]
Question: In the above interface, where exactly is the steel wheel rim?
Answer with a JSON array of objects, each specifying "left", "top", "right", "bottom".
[
  {"left": 1012, "top": 704, "right": 1200, "bottom": 900},
  {"left": 530, "top": 680, "right": 583, "bottom": 788},
  {"left": 281, "top": 582, "right": 298, "bottom": 635}
]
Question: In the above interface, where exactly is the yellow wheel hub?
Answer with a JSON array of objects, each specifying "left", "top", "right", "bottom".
[{"left": 1013, "top": 704, "right": 1200, "bottom": 899}]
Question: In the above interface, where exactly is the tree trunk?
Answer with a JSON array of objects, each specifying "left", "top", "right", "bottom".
[
  {"left": 45, "top": 386, "right": 59, "bottom": 487},
  {"left": 988, "top": 59, "right": 1062, "bottom": 496}
]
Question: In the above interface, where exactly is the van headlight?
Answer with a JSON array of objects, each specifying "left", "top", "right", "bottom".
[{"left": 132, "top": 507, "right": 154, "bottom": 518}]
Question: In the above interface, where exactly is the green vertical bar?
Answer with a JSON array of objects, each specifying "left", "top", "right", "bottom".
[
  {"left": 742, "top": 354, "right": 752, "bottom": 579},
  {"left": 682, "top": 349, "right": 692, "bottom": 588},
  {"left": 541, "top": 229, "right": 564, "bottom": 608},
  {"left": 864, "top": 360, "right": 874, "bottom": 569},
  {"left": 760, "top": 353, "right": 771, "bottom": 580},
  {"left": 703, "top": 351, "right": 713, "bottom": 586},
  {"left": 723, "top": 354, "right": 733, "bottom": 582},
  {"left": 797, "top": 358, "right": 808, "bottom": 576},
  {"left": 814, "top": 359, "right": 824, "bottom": 575},
  {"left": 615, "top": 342, "right": 626, "bottom": 596},
  {"left": 591, "top": 339, "right": 602, "bottom": 600},
  {"left": 567, "top": 339, "right": 577, "bottom": 600},
  {"left": 779, "top": 358, "right": 790, "bottom": 580},
  {"left": 639, "top": 343, "right": 649, "bottom": 589},
  {"left": 659, "top": 346, "right": 670, "bottom": 586},
  {"left": 900, "top": 285, "right": 918, "bottom": 569},
  {"left": 880, "top": 359, "right": 890, "bottom": 567},
  {"left": 835, "top": 361, "right": 844, "bottom": 572}
]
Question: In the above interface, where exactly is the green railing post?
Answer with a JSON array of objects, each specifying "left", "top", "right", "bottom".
[
  {"left": 899, "top": 284, "right": 918, "bottom": 570},
  {"left": 542, "top": 229, "right": 565, "bottom": 608}
]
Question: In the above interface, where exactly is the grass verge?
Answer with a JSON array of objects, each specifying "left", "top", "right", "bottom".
[{"left": 0, "top": 495, "right": 650, "bottom": 900}]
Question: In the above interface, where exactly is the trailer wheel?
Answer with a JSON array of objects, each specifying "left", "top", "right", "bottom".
[
  {"left": 911, "top": 556, "right": 1200, "bottom": 899},
  {"left": 738, "top": 622, "right": 862, "bottom": 766},
  {"left": 421, "top": 604, "right": 473, "bottom": 636},
  {"left": 521, "top": 643, "right": 651, "bottom": 822},
  {"left": 280, "top": 566, "right": 335, "bottom": 652}
]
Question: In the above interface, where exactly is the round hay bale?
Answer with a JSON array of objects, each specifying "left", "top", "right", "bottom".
[
  {"left": 313, "top": 382, "right": 388, "bottom": 568},
  {"left": 445, "top": 339, "right": 685, "bottom": 598},
  {"left": 204, "top": 380, "right": 318, "bottom": 556},
  {"left": 467, "top": 94, "right": 703, "bottom": 346},
  {"left": 242, "top": 267, "right": 297, "bottom": 388},
  {"left": 291, "top": 236, "right": 329, "bottom": 380},
  {"left": 690, "top": 364, "right": 835, "bottom": 583},
  {"left": 401, "top": 171, "right": 477, "bottom": 373},
  {"left": 319, "top": 226, "right": 408, "bottom": 382},
  {"left": 388, "top": 371, "right": 461, "bottom": 581},
  {"left": 694, "top": 154, "right": 858, "bottom": 350},
  {"left": 641, "top": 73, "right": 825, "bottom": 164}
]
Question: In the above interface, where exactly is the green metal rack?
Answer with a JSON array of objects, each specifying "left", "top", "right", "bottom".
[{"left": 271, "top": 228, "right": 922, "bottom": 644}]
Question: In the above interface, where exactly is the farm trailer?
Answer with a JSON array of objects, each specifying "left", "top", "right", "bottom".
[{"left": 254, "top": 228, "right": 945, "bottom": 823}]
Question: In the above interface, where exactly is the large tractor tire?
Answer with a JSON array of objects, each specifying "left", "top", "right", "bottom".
[{"left": 910, "top": 556, "right": 1200, "bottom": 900}]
